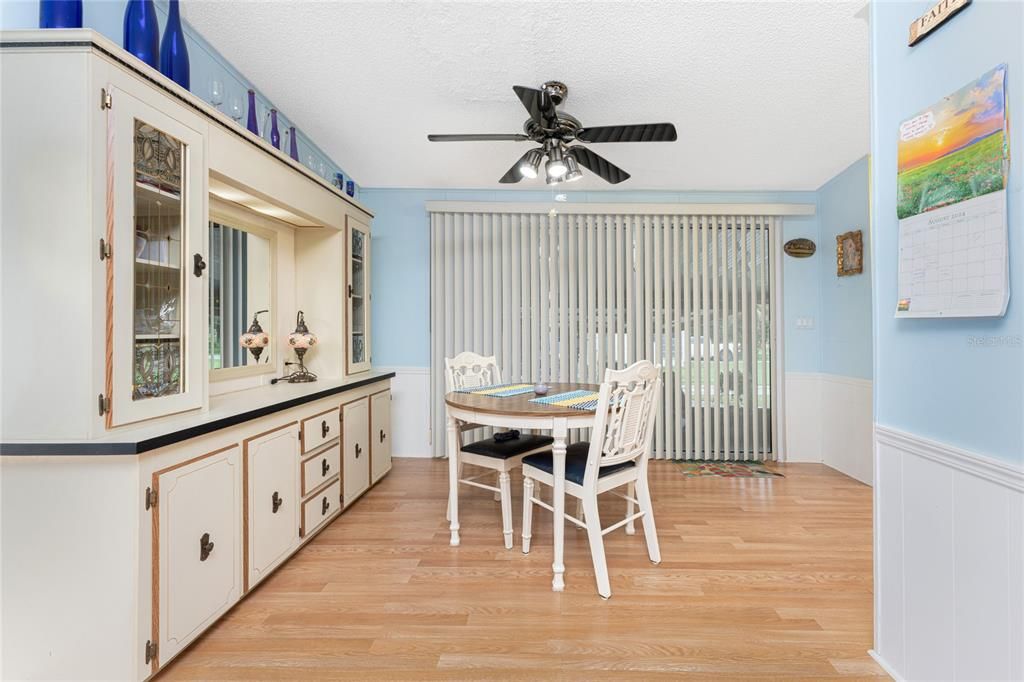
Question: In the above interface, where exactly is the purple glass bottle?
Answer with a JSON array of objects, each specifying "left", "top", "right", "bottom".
[
  {"left": 159, "top": 0, "right": 190, "bottom": 89},
  {"left": 288, "top": 126, "right": 299, "bottom": 161},
  {"left": 269, "top": 109, "right": 280, "bottom": 149},
  {"left": 123, "top": 0, "right": 159, "bottom": 68},
  {"left": 39, "top": 0, "right": 83, "bottom": 28},
  {"left": 246, "top": 89, "right": 259, "bottom": 136}
]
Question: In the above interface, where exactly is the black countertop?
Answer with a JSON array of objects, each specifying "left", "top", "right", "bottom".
[{"left": 0, "top": 372, "right": 395, "bottom": 456}]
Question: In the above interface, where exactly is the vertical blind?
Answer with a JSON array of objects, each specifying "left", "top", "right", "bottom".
[{"left": 429, "top": 208, "right": 779, "bottom": 462}]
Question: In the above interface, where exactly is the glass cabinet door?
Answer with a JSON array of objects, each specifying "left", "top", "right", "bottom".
[
  {"left": 345, "top": 215, "right": 371, "bottom": 374},
  {"left": 109, "top": 85, "right": 206, "bottom": 426}
]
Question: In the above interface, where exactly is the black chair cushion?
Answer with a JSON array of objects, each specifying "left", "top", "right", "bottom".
[
  {"left": 461, "top": 433, "right": 554, "bottom": 459},
  {"left": 523, "top": 442, "right": 636, "bottom": 485}
]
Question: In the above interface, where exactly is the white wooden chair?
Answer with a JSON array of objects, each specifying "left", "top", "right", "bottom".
[
  {"left": 445, "top": 351, "right": 553, "bottom": 549},
  {"left": 521, "top": 360, "right": 662, "bottom": 598}
]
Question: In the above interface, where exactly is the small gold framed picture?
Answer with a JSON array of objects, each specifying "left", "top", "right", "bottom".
[{"left": 836, "top": 229, "right": 864, "bottom": 276}]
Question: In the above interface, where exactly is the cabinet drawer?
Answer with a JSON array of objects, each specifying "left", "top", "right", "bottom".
[
  {"left": 301, "top": 444, "right": 341, "bottom": 496},
  {"left": 300, "top": 407, "right": 339, "bottom": 453},
  {"left": 301, "top": 479, "right": 341, "bottom": 537}
]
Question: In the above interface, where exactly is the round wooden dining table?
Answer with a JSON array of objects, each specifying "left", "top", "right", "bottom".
[{"left": 444, "top": 382, "right": 599, "bottom": 592}]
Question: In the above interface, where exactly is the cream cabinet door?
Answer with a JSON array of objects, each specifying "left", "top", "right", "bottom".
[
  {"left": 370, "top": 390, "right": 392, "bottom": 484},
  {"left": 345, "top": 215, "right": 371, "bottom": 374},
  {"left": 342, "top": 398, "right": 370, "bottom": 505},
  {"left": 153, "top": 445, "right": 241, "bottom": 671},
  {"left": 108, "top": 83, "right": 207, "bottom": 427},
  {"left": 245, "top": 424, "right": 300, "bottom": 590}
]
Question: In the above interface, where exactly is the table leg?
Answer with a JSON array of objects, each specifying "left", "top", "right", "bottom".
[
  {"left": 551, "top": 418, "right": 568, "bottom": 592},
  {"left": 446, "top": 413, "right": 461, "bottom": 546}
]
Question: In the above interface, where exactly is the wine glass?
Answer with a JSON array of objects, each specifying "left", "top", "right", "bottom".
[
  {"left": 210, "top": 78, "right": 224, "bottom": 108},
  {"left": 228, "top": 94, "right": 242, "bottom": 122}
]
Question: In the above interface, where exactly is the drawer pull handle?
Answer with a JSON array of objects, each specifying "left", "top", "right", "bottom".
[
  {"left": 321, "top": 458, "right": 330, "bottom": 476},
  {"left": 272, "top": 491, "right": 283, "bottom": 513},
  {"left": 355, "top": 443, "right": 362, "bottom": 458},
  {"left": 380, "top": 429, "right": 386, "bottom": 443},
  {"left": 321, "top": 420, "right": 330, "bottom": 438},
  {"left": 321, "top": 496, "right": 330, "bottom": 516},
  {"left": 199, "top": 532, "right": 214, "bottom": 561}
]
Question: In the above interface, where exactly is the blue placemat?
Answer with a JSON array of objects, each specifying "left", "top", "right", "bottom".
[
  {"left": 529, "top": 389, "right": 601, "bottom": 411},
  {"left": 455, "top": 383, "right": 536, "bottom": 397}
]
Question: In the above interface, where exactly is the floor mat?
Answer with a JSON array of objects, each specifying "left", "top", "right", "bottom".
[{"left": 678, "top": 460, "right": 784, "bottom": 478}]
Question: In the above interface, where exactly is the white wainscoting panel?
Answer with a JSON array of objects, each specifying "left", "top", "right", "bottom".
[
  {"left": 784, "top": 373, "right": 823, "bottom": 463},
  {"left": 821, "top": 375, "right": 873, "bottom": 484},
  {"left": 379, "top": 366, "right": 431, "bottom": 458},
  {"left": 784, "top": 373, "right": 872, "bottom": 483},
  {"left": 873, "top": 425, "right": 1024, "bottom": 681}
]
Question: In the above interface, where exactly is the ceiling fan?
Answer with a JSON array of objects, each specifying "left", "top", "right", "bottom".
[{"left": 427, "top": 81, "right": 677, "bottom": 185}]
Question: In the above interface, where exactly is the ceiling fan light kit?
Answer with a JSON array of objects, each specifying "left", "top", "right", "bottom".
[
  {"left": 518, "top": 148, "right": 543, "bottom": 179},
  {"left": 428, "top": 80, "right": 677, "bottom": 185}
]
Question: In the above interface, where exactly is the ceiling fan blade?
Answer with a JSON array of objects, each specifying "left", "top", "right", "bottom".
[
  {"left": 428, "top": 133, "right": 529, "bottom": 142},
  {"left": 499, "top": 150, "right": 537, "bottom": 184},
  {"left": 567, "top": 147, "right": 631, "bottom": 184},
  {"left": 512, "top": 86, "right": 556, "bottom": 127},
  {"left": 577, "top": 123, "right": 678, "bottom": 143}
]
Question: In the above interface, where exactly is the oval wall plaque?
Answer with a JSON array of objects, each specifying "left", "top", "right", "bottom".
[{"left": 784, "top": 238, "right": 816, "bottom": 258}]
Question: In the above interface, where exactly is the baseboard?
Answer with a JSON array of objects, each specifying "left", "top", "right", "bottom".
[
  {"left": 868, "top": 650, "right": 902, "bottom": 681},
  {"left": 874, "top": 425, "right": 1024, "bottom": 681}
]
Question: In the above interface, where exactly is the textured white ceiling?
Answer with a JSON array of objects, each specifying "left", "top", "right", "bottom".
[{"left": 184, "top": 1, "right": 868, "bottom": 191}]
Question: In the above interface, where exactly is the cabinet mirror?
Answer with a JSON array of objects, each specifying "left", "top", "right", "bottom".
[{"left": 209, "top": 204, "right": 276, "bottom": 376}]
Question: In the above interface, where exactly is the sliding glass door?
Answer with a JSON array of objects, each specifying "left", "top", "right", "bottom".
[{"left": 429, "top": 210, "right": 778, "bottom": 461}]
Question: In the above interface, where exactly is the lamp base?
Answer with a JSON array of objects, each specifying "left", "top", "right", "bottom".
[
  {"left": 283, "top": 368, "right": 317, "bottom": 383},
  {"left": 271, "top": 356, "right": 318, "bottom": 385}
]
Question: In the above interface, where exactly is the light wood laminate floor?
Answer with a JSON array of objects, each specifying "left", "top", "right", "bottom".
[{"left": 162, "top": 459, "right": 884, "bottom": 680}]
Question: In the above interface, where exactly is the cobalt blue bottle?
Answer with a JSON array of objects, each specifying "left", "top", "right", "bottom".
[
  {"left": 123, "top": 0, "right": 159, "bottom": 69},
  {"left": 39, "top": 0, "right": 83, "bottom": 28},
  {"left": 159, "top": 0, "right": 190, "bottom": 89}
]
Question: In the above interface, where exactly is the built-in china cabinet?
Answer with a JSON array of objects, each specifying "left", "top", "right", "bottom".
[{"left": 0, "top": 30, "right": 392, "bottom": 682}]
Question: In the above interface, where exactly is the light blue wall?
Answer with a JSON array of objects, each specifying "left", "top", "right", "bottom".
[
  {"left": 0, "top": 0, "right": 357, "bottom": 190},
  {"left": 818, "top": 156, "right": 872, "bottom": 380},
  {"left": 361, "top": 188, "right": 822, "bottom": 372},
  {"left": 871, "top": 0, "right": 1023, "bottom": 463}
]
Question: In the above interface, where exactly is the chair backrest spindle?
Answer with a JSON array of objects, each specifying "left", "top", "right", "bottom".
[
  {"left": 584, "top": 360, "right": 662, "bottom": 484},
  {"left": 444, "top": 351, "right": 502, "bottom": 392}
]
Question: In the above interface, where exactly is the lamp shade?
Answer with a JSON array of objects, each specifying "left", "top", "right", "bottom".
[
  {"left": 287, "top": 310, "right": 318, "bottom": 350},
  {"left": 239, "top": 310, "right": 270, "bottom": 362}
]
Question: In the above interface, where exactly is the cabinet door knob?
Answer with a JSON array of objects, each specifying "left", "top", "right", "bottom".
[
  {"left": 379, "top": 428, "right": 386, "bottom": 443},
  {"left": 321, "top": 420, "right": 330, "bottom": 438},
  {"left": 272, "top": 491, "right": 283, "bottom": 513},
  {"left": 193, "top": 253, "right": 207, "bottom": 278},
  {"left": 347, "top": 284, "right": 353, "bottom": 299},
  {"left": 199, "top": 532, "right": 214, "bottom": 561},
  {"left": 321, "top": 496, "right": 330, "bottom": 516},
  {"left": 321, "top": 458, "right": 330, "bottom": 476},
  {"left": 355, "top": 443, "right": 362, "bottom": 458}
]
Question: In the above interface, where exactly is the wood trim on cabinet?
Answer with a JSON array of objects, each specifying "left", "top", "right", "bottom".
[
  {"left": 150, "top": 442, "right": 237, "bottom": 674},
  {"left": 300, "top": 445, "right": 339, "bottom": 497},
  {"left": 103, "top": 89, "right": 115, "bottom": 430},
  {"left": 299, "top": 406, "right": 340, "bottom": 451},
  {"left": 241, "top": 421, "right": 297, "bottom": 594},
  {"left": 299, "top": 478, "right": 341, "bottom": 537}
]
